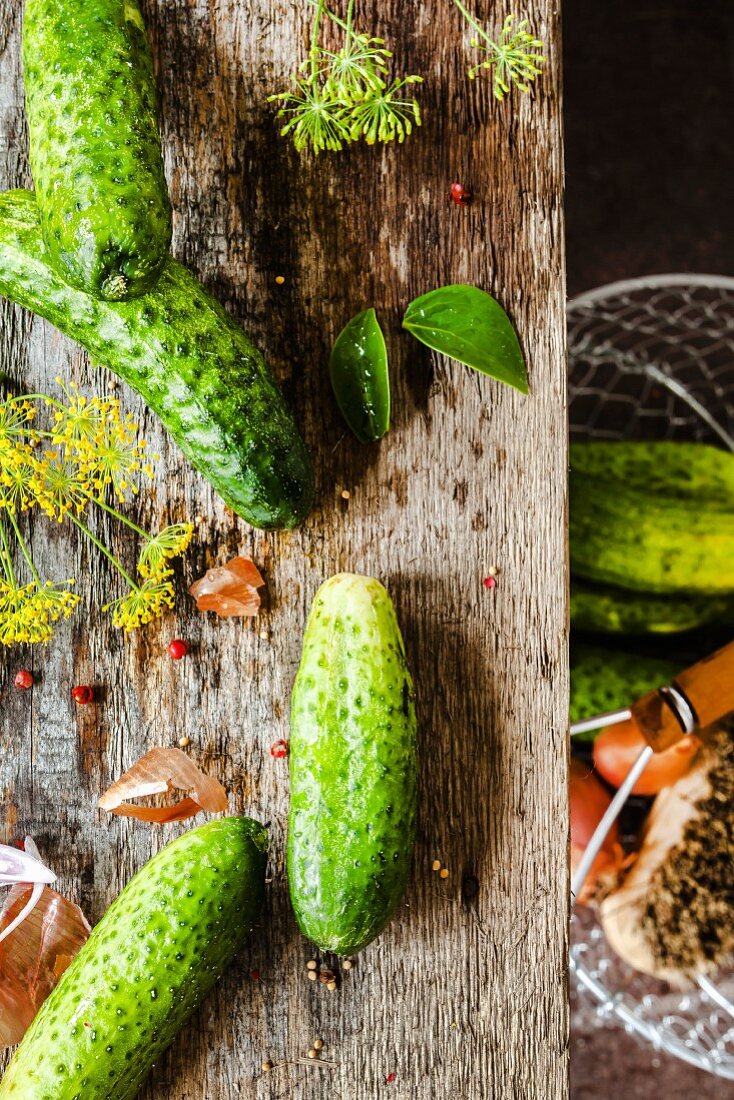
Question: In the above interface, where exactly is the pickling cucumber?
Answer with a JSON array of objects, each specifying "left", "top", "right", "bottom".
[
  {"left": 0, "top": 818, "right": 267, "bottom": 1100},
  {"left": 288, "top": 573, "right": 418, "bottom": 955},
  {"left": 571, "top": 578, "right": 733, "bottom": 635},
  {"left": 570, "top": 441, "right": 734, "bottom": 506},
  {"left": 570, "top": 443, "right": 734, "bottom": 595},
  {"left": 570, "top": 643, "right": 679, "bottom": 741},
  {"left": 0, "top": 190, "right": 314, "bottom": 529},
  {"left": 23, "top": 0, "right": 171, "bottom": 300}
]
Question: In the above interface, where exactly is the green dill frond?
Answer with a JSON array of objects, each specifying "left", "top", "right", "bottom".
[
  {"left": 455, "top": 6, "right": 545, "bottom": 101},
  {"left": 269, "top": 2, "right": 423, "bottom": 152},
  {"left": 347, "top": 76, "right": 423, "bottom": 145},
  {"left": 269, "top": 77, "right": 354, "bottom": 154}
]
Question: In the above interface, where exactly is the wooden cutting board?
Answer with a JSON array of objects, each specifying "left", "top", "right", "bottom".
[{"left": 0, "top": 1, "right": 569, "bottom": 1096}]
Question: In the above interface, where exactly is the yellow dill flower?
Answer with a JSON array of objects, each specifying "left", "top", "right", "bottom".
[
  {"left": 86, "top": 415, "right": 152, "bottom": 501},
  {"left": 0, "top": 444, "right": 44, "bottom": 512},
  {"left": 31, "top": 452, "right": 94, "bottom": 522},
  {"left": 51, "top": 378, "right": 117, "bottom": 451},
  {"left": 0, "top": 398, "right": 37, "bottom": 446},
  {"left": 0, "top": 581, "right": 52, "bottom": 644},
  {"left": 0, "top": 579, "right": 78, "bottom": 646},
  {"left": 103, "top": 575, "right": 175, "bottom": 631},
  {"left": 32, "top": 580, "right": 80, "bottom": 623},
  {"left": 137, "top": 522, "right": 195, "bottom": 579}
]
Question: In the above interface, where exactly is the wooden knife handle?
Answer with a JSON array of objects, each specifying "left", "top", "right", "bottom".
[{"left": 630, "top": 639, "right": 734, "bottom": 753}]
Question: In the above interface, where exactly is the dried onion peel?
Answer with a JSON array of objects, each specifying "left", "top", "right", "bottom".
[
  {"left": 99, "top": 746, "right": 228, "bottom": 822},
  {"left": 189, "top": 556, "right": 264, "bottom": 618},
  {"left": 0, "top": 839, "right": 57, "bottom": 949},
  {"left": 0, "top": 884, "right": 90, "bottom": 1049},
  {"left": 601, "top": 729, "right": 734, "bottom": 985}
]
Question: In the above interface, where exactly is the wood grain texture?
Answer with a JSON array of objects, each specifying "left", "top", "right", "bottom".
[{"left": 0, "top": 1, "right": 569, "bottom": 1097}]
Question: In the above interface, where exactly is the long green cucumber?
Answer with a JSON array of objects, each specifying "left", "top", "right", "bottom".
[
  {"left": 288, "top": 573, "right": 418, "bottom": 955},
  {"left": 570, "top": 644, "right": 679, "bottom": 742},
  {"left": 0, "top": 818, "right": 267, "bottom": 1100},
  {"left": 570, "top": 478, "right": 734, "bottom": 594},
  {"left": 571, "top": 577, "right": 733, "bottom": 635},
  {"left": 569, "top": 444, "right": 734, "bottom": 594},
  {"left": 23, "top": 0, "right": 171, "bottom": 300},
  {"left": 570, "top": 441, "right": 734, "bottom": 507},
  {"left": 0, "top": 190, "right": 313, "bottom": 529}
]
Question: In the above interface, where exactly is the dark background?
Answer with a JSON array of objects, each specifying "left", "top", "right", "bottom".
[{"left": 565, "top": 0, "right": 733, "bottom": 1095}]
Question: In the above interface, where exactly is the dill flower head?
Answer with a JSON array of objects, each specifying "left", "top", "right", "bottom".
[
  {"left": 0, "top": 398, "right": 36, "bottom": 446},
  {"left": 321, "top": 34, "right": 391, "bottom": 101},
  {"left": 137, "top": 522, "right": 195, "bottom": 579},
  {"left": 0, "top": 579, "right": 78, "bottom": 646},
  {"left": 86, "top": 419, "right": 153, "bottom": 501},
  {"left": 1, "top": 382, "right": 191, "bottom": 644},
  {"left": 51, "top": 380, "right": 154, "bottom": 501},
  {"left": 31, "top": 452, "right": 93, "bottom": 523},
  {"left": 348, "top": 76, "right": 423, "bottom": 145},
  {"left": 0, "top": 444, "right": 43, "bottom": 513},
  {"left": 51, "top": 378, "right": 117, "bottom": 451},
  {"left": 104, "top": 576, "right": 176, "bottom": 631},
  {"left": 270, "top": 78, "right": 353, "bottom": 154},
  {"left": 464, "top": 13, "right": 545, "bottom": 99},
  {"left": 269, "top": 1, "right": 422, "bottom": 153}
]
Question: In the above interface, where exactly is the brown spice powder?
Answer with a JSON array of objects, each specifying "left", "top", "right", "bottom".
[{"left": 641, "top": 728, "right": 734, "bottom": 976}]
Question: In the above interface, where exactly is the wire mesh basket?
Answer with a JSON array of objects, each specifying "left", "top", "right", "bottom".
[{"left": 567, "top": 274, "right": 734, "bottom": 1079}]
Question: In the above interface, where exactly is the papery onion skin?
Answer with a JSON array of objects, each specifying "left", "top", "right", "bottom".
[
  {"left": 189, "top": 556, "right": 264, "bottom": 618},
  {"left": 593, "top": 719, "right": 701, "bottom": 796},
  {"left": 570, "top": 757, "right": 625, "bottom": 905},
  {"left": 0, "top": 885, "right": 90, "bottom": 1049}
]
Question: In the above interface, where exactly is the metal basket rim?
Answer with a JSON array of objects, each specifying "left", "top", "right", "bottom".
[{"left": 568, "top": 272, "right": 734, "bottom": 309}]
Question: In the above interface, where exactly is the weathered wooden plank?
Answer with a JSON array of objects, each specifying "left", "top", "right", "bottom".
[{"left": 1, "top": 1, "right": 568, "bottom": 1097}]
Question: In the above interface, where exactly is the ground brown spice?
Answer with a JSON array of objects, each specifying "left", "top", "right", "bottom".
[{"left": 641, "top": 728, "right": 734, "bottom": 976}]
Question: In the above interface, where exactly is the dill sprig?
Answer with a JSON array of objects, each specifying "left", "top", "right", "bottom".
[
  {"left": 0, "top": 383, "right": 193, "bottom": 644},
  {"left": 269, "top": 0, "right": 422, "bottom": 153},
  {"left": 452, "top": 6, "right": 545, "bottom": 100}
]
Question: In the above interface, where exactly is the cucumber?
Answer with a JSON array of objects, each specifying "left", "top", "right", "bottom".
[
  {"left": 0, "top": 190, "right": 314, "bottom": 529},
  {"left": 0, "top": 818, "right": 267, "bottom": 1100},
  {"left": 288, "top": 573, "right": 418, "bottom": 955},
  {"left": 23, "top": 0, "right": 171, "bottom": 300},
  {"left": 571, "top": 577, "right": 733, "bottom": 635},
  {"left": 570, "top": 441, "right": 734, "bottom": 508},
  {"left": 570, "top": 644, "right": 679, "bottom": 742},
  {"left": 569, "top": 444, "right": 734, "bottom": 595}
]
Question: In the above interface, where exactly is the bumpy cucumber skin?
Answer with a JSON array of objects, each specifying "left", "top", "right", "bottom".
[
  {"left": 23, "top": 0, "right": 171, "bottom": 300},
  {"left": 570, "top": 441, "right": 734, "bottom": 507},
  {"left": 0, "top": 191, "right": 314, "bottom": 529},
  {"left": 570, "top": 644, "right": 679, "bottom": 742},
  {"left": 569, "top": 445, "right": 734, "bottom": 595},
  {"left": 288, "top": 573, "right": 418, "bottom": 955},
  {"left": 571, "top": 578, "right": 733, "bottom": 635},
  {"left": 0, "top": 818, "right": 267, "bottom": 1100}
]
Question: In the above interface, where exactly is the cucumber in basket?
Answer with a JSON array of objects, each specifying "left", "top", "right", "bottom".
[
  {"left": 570, "top": 643, "right": 679, "bottom": 741},
  {"left": 0, "top": 818, "right": 267, "bottom": 1100},
  {"left": 569, "top": 441, "right": 734, "bottom": 595},
  {"left": 23, "top": 0, "right": 171, "bottom": 300},
  {"left": 288, "top": 573, "right": 418, "bottom": 955},
  {"left": 0, "top": 190, "right": 314, "bottom": 529},
  {"left": 571, "top": 577, "right": 733, "bottom": 635}
]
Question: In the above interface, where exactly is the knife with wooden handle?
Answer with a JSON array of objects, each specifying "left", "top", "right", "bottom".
[{"left": 630, "top": 639, "right": 734, "bottom": 752}]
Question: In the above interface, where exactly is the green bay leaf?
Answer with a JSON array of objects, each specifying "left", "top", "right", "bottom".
[
  {"left": 402, "top": 284, "right": 528, "bottom": 394},
  {"left": 329, "top": 308, "right": 390, "bottom": 443}
]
